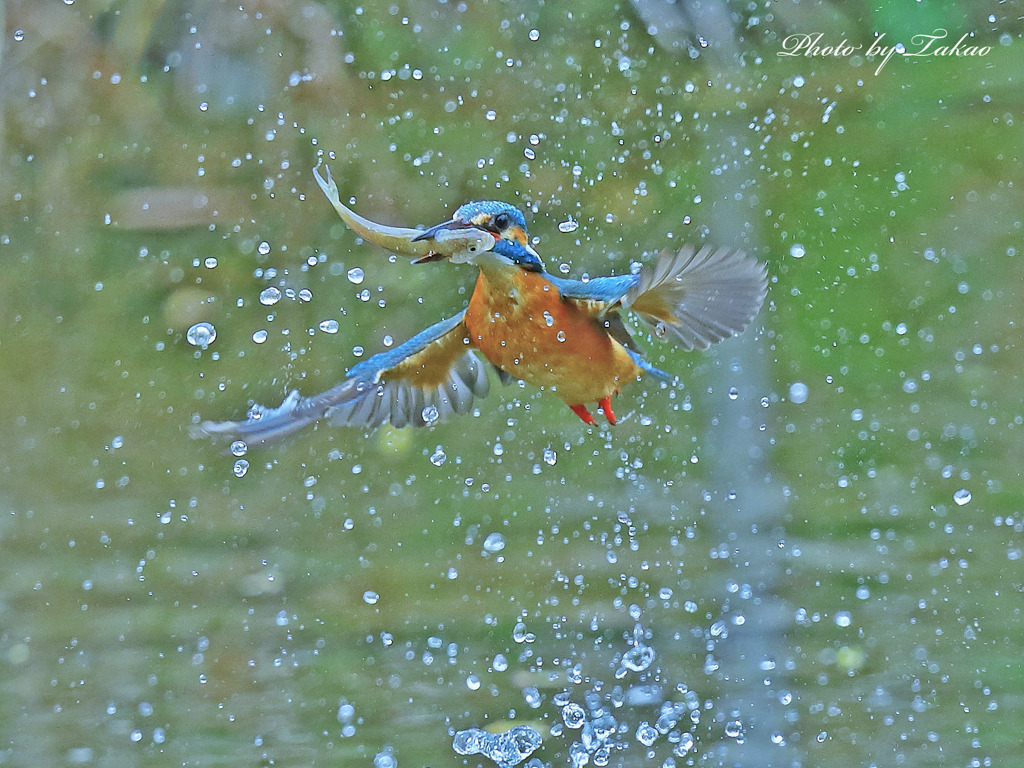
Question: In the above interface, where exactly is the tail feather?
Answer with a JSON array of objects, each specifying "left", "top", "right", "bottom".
[{"left": 624, "top": 245, "right": 768, "bottom": 351}]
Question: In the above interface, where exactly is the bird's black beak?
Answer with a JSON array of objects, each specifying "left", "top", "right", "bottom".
[
  {"left": 411, "top": 219, "right": 467, "bottom": 242},
  {"left": 407, "top": 218, "right": 496, "bottom": 264}
]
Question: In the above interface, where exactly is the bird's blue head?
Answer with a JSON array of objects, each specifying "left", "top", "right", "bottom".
[{"left": 414, "top": 201, "right": 544, "bottom": 272}]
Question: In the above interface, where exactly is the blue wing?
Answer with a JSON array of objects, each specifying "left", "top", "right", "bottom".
[
  {"left": 546, "top": 273, "right": 637, "bottom": 305},
  {"left": 192, "top": 311, "right": 489, "bottom": 445},
  {"left": 549, "top": 246, "right": 767, "bottom": 352}
]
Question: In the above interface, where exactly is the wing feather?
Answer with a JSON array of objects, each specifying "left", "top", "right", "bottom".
[
  {"left": 623, "top": 245, "right": 768, "bottom": 351},
  {"left": 192, "top": 311, "right": 490, "bottom": 445}
]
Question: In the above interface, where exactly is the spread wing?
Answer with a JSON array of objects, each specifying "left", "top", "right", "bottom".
[
  {"left": 192, "top": 311, "right": 489, "bottom": 445},
  {"left": 550, "top": 245, "right": 768, "bottom": 352}
]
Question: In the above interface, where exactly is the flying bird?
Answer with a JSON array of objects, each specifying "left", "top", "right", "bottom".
[{"left": 193, "top": 165, "right": 768, "bottom": 444}]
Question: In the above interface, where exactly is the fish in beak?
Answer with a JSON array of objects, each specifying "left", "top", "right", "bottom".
[{"left": 313, "top": 164, "right": 495, "bottom": 263}]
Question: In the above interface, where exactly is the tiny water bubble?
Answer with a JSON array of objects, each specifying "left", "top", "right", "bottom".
[
  {"left": 347, "top": 267, "right": 364, "bottom": 285},
  {"left": 257, "top": 241, "right": 271, "bottom": 255},
  {"left": 483, "top": 532, "right": 506, "bottom": 553},
  {"left": 562, "top": 702, "right": 586, "bottom": 729},
  {"left": 953, "top": 488, "right": 972, "bottom": 506},
  {"left": 558, "top": 216, "right": 579, "bottom": 233},
  {"left": 725, "top": 720, "right": 744, "bottom": 739},
  {"left": 186, "top": 322, "right": 216, "bottom": 349},
  {"left": 233, "top": 460, "right": 249, "bottom": 477},
  {"left": 636, "top": 722, "right": 658, "bottom": 746},
  {"left": 252, "top": 329, "right": 268, "bottom": 344},
  {"left": 230, "top": 440, "right": 248, "bottom": 457},
  {"left": 362, "top": 590, "right": 380, "bottom": 605},
  {"left": 788, "top": 382, "right": 808, "bottom": 404},
  {"left": 674, "top": 732, "right": 695, "bottom": 755},
  {"left": 259, "top": 287, "right": 282, "bottom": 306},
  {"left": 543, "top": 448, "right": 557, "bottom": 465},
  {"left": 429, "top": 447, "right": 447, "bottom": 466},
  {"left": 422, "top": 405, "right": 440, "bottom": 425}
]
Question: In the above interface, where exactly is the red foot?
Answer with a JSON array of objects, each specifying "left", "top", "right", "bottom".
[
  {"left": 569, "top": 404, "right": 595, "bottom": 424},
  {"left": 598, "top": 396, "right": 617, "bottom": 425}
]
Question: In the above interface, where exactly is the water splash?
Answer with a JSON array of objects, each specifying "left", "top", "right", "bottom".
[{"left": 452, "top": 725, "right": 542, "bottom": 767}]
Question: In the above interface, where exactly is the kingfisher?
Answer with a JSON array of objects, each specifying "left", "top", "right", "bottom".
[{"left": 194, "top": 165, "right": 768, "bottom": 444}]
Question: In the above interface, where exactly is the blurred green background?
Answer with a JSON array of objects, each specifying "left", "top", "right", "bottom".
[{"left": 1, "top": 1, "right": 1022, "bottom": 766}]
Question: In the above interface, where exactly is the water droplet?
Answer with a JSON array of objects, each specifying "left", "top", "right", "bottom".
[
  {"left": 834, "top": 611, "right": 852, "bottom": 627},
  {"left": 492, "top": 442, "right": 504, "bottom": 456},
  {"left": 953, "top": 488, "right": 972, "bottom": 506},
  {"left": 362, "top": 590, "right": 379, "bottom": 605},
  {"left": 543, "top": 448, "right": 557, "bottom": 465},
  {"left": 452, "top": 726, "right": 541, "bottom": 765},
  {"left": 556, "top": 330, "right": 566, "bottom": 342},
  {"left": 728, "top": 387, "right": 739, "bottom": 400},
  {"left": 674, "top": 732, "right": 695, "bottom": 756},
  {"left": 257, "top": 241, "right": 271, "bottom": 255},
  {"left": 429, "top": 447, "right": 447, "bottom": 466},
  {"left": 790, "top": 244, "right": 806, "bottom": 259},
  {"left": 204, "top": 257, "right": 218, "bottom": 268},
  {"left": 259, "top": 286, "right": 282, "bottom": 305},
  {"left": 483, "top": 532, "right": 505, "bottom": 553},
  {"left": 232, "top": 460, "right": 249, "bottom": 477},
  {"left": 319, "top": 319, "right": 339, "bottom": 334},
  {"left": 636, "top": 722, "right": 658, "bottom": 746},
  {"left": 422, "top": 405, "right": 439, "bottom": 425},
  {"left": 347, "top": 267, "right": 364, "bottom": 285},
  {"left": 788, "top": 381, "right": 808, "bottom": 404},
  {"left": 528, "top": 28, "right": 540, "bottom": 41},
  {"left": 230, "top": 440, "right": 248, "bottom": 457},
  {"left": 186, "top": 322, "right": 216, "bottom": 349},
  {"left": 621, "top": 643, "right": 655, "bottom": 672},
  {"left": 558, "top": 216, "right": 579, "bottom": 233},
  {"left": 252, "top": 329, "right": 268, "bottom": 344},
  {"left": 523, "top": 147, "right": 536, "bottom": 160},
  {"left": 561, "top": 702, "right": 586, "bottom": 728}
]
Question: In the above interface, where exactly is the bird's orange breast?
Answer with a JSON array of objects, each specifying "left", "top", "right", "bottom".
[{"left": 464, "top": 267, "right": 639, "bottom": 405}]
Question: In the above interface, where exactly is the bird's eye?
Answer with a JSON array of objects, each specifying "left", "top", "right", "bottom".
[{"left": 493, "top": 212, "right": 511, "bottom": 230}]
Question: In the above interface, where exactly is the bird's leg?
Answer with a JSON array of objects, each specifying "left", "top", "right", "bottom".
[
  {"left": 598, "top": 396, "right": 617, "bottom": 425},
  {"left": 569, "top": 404, "right": 595, "bottom": 425}
]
